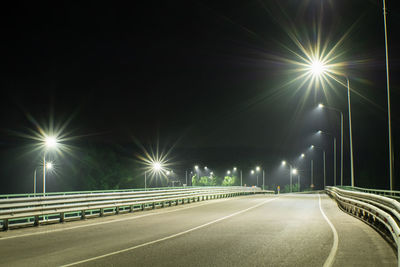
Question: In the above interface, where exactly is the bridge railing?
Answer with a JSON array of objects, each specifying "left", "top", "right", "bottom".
[
  {"left": 337, "top": 186, "right": 400, "bottom": 200},
  {"left": 0, "top": 186, "right": 274, "bottom": 231},
  {"left": 326, "top": 186, "right": 400, "bottom": 266}
]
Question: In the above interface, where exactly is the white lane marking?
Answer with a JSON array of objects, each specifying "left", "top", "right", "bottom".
[
  {"left": 319, "top": 193, "right": 339, "bottom": 267},
  {"left": 60, "top": 197, "right": 278, "bottom": 267},
  {"left": 0, "top": 197, "right": 234, "bottom": 241}
]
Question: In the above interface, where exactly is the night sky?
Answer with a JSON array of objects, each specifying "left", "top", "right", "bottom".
[{"left": 1, "top": 0, "right": 399, "bottom": 193}]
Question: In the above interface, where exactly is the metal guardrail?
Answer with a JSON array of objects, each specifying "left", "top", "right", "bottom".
[
  {"left": 0, "top": 186, "right": 274, "bottom": 231},
  {"left": 337, "top": 186, "right": 400, "bottom": 200},
  {"left": 326, "top": 186, "right": 400, "bottom": 266}
]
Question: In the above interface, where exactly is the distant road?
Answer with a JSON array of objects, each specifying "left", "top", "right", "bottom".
[{"left": 0, "top": 194, "right": 396, "bottom": 266}]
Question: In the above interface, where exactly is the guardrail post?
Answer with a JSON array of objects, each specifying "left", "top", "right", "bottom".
[
  {"left": 81, "top": 210, "right": 86, "bottom": 220},
  {"left": 130, "top": 205, "right": 134, "bottom": 212},
  {"left": 3, "top": 219, "right": 8, "bottom": 231},
  {"left": 116, "top": 207, "right": 120, "bottom": 215},
  {"left": 100, "top": 208, "right": 104, "bottom": 217},
  {"left": 152, "top": 202, "right": 155, "bottom": 209},
  {"left": 60, "top": 213, "right": 65, "bottom": 223},
  {"left": 141, "top": 204, "right": 145, "bottom": 211},
  {"left": 34, "top": 216, "right": 39, "bottom": 226}
]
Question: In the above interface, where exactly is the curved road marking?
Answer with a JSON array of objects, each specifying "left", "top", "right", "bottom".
[
  {"left": 319, "top": 193, "right": 339, "bottom": 267},
  {"left": 60, "top": 197, "right": 277, "bottom": 267},
  {"left": 0, "top": 197, "right": 233, "bottom": 241}
]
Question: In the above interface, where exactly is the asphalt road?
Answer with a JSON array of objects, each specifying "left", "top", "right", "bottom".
[{"left": 0, "top": 194, "right": 396, "bottom": 267}]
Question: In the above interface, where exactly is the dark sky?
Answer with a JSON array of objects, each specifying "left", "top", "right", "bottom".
[{"left": 1, "top": 0, "right": 399, "bottom": 193}]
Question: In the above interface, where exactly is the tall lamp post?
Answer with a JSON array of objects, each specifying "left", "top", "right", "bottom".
[
  {"left": 317, "top": 130, "right": 337, "bottom": 186},
  {"left": 318, "top": 104, "right": 343, "bottom": 186},
  {"left": 311, "top": 145, "right": 326, "bottom": 188},
  {"left": 307, "top": 61, "right": 354, "bottom": 187},
  {"left": 42, "top": 136, "right": 58, "bottom": 196},
  {"left": 382, "top": 0, "right": 394, "bottom": 191},
  {"left": 281, "top": 161, "right": 294, "bottom": 193}
]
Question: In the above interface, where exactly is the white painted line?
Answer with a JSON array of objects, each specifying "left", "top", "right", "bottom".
[
  {"left": 319, "top": 193, "right": 339, "bottom": 267},
  {"left": 0, "top": 197, "right": 233, "bottom": 241},
  {"left": 60, "top": 197, "right": 277, "bottom": 267}
]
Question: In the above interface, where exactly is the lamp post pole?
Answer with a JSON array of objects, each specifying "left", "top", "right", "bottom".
[
  {"left": 346, "top": 77, "right": 355, "bottom": 187},
  {"left": 382, "top": 0, "right": 394, "bottom": 191},
  {"left": 262, "top": 170, "right": 265, "bottom": 190},
  {"left": 240, "top": 170, "right": 243, "bottom": 187},
  {"left": 43, "top": 154, "right": 46, "bottom": 196},
  {"left": 311, "top": 159, "right": 314, "bottom": 189}
]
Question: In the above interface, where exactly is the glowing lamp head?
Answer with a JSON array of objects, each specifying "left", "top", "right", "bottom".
[
  {"left": 292, "top": 169, "right": 298, "bottom": 175},
  {"left": 227, "top": 170, "right": 231, "bottom": 175},
  {"left": 194, "top": 165, "right": 199, "bottom": 170},
  {"left": 152, "top": 162, "right": 162, "bottom": 172},
  {"left": 301, "top": 153, "right": 305, "bottom": 158},
  {"left": 166, "top": 170, "right": 171, "bottom": 175},
  {"left": 251, "top": 170, "right": 255, "bottom": 174},
  {"left": 310, "top": 145, "right": 315, "bottom": 149},
  {"left": 233, "top": 167, "right": 237, "bottom": 171},
  {"left": 310, "top": 60, "right": 326, "bottom": 76},
  {"left": 46, "top": 162, "right": 53, "bottom": 169},
  {"left": 256, "top": 166, "right": 260, "bottom": 171},
  {"left": 210, "top": 172, "right": 213, "bottom": 175},
  {"left": 318, "top": 103, "right": 324, "bottom": 108},
  {"left": 45, "top": 136, "right": 58, "bottom": 149},
  {"left": 282, "top": 161, "right": 286, "bottom": 166},
  {"left": 317, "top": 130, "right": 322, "bottom": 134}
]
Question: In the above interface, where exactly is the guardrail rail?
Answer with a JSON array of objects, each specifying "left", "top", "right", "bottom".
[
  {"left": 326, "top": 186, "right": 400, "bottom": 267},
  {"left": 0, "top": 186, "right": 274, "bottom": 231}
]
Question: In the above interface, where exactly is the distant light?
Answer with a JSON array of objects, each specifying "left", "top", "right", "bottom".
[
  {"left": 233, "top": 167, "right": 237, "bottom": 171},
  {"left": 227, "top": 170, "right": 231, "bottom": 175},
  {"left": 256, "top": 166, "right": 260, "bottom": 171},
  {"left": 317, "top": 130, "right": 322, "bottom": 134},
  {"left": 166, "top": 170, "right": 171, "bottom": 175},
  {"left": 301, "top": 154, "right": 305, "bottom": 158},
  {"left": 46, "top": 162, "right": 53, "bottom": 169},
  {"left": 194, "top": 165, "right": 199, "bottom": 170},
  {"left": 318, "top": 103, "right": 324, "bottom": 108},
  {"left": 292, "top": 169, "right": 298, "bottom": 175},
  {"left": 45, "top": 136, "right": 58, "bottom": 149},
  {"left": 204, "top": 166, "right": 208, "bottom": 170},
  {"left": 282, "top": 161, "right": 286, "bottom": 166},
  {"left": 210, "top": 172, "right": 214, "bottom": 175},
  {"left": 310, "top": 145, "right": 314, "bottom": 149},
  {"left": 251, "top": 170, "right": 255, "bottom": 174}
]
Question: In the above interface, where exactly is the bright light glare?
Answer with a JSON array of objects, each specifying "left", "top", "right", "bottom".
[
  {"left": 152, "top": 162, "right": 162, "bottom": 172},
  {"left": 317, "top": 130, "right": 322, "bottom": 134},
  {"left": 310, "top": 145, "right": 315, "bottom": 149},
  {"left": 251, "top": 170, "right": 255, "bottom": 174},
  {"left": 46, "top": 162, "right": 53, "bottom": 169},
  {"left": 204, "top": 166, "right": 208, "bottom": 170},
  {"left": 166, "top": 170, "right": 170, "bottom": 175},
  {"left": 292, "top": 169, "right": 298, "bottom": 175},
  {"left": 282, "top": 161, "right": 286, "bottom": 166},
  {"left": 256, "top": 166, "right": 260, "bottom": 171},
  {"left": 227, "top": 170, "right": 231, "bottom": 175},
  {"left": 233, "top": 167, "right": 237, "bottom": 171},
  {"left": 318, "top": 103, "right": 324, "bottom": 108},
  {"left": 194, "top": 165, "right": 199, "bottom": 170},
  {"left": 210, "top": 172, "right": 214, "bottom": 175},
  {"left": 310, "top": 60, "right": 326, "bottom": 76},
  {"left": 301, "top": 154, "right": 305, "bottom": 158},
  {"left": 45, "top": 136, "right": 58, "bottom": 149}
]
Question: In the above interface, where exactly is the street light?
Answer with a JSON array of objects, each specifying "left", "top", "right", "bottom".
[
  {"left": 318, "top": 103, "right": 344, "bottom": 186},
  {"left": 144, "top": 161, "right": 164, "bottom": 190},
  {"left": 42, "top": 135, "right": 58, "bottom": 196},
  {"left": 227, "top": 170, "right": 231, "bottom": 175},
  {"left": 311, "top": 145, "right": 326, "bottom": 189},
  {"left": 281, "top": 160, "right": 294, "bottom": 192},
  {"left": 317, "top": 130, "right": 337, "bottom": 186}
]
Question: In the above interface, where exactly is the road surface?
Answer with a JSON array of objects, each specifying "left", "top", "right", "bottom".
[{"left": 0, "top": 194, "right": 396, "bottom": 266}]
